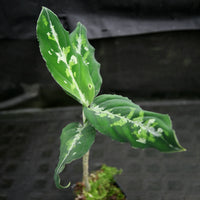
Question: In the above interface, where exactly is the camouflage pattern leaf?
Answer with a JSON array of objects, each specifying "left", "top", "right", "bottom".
[
  {"left": 84, "top": 94, "right": 185, "bottom": 153},
  {"left": 54, "top": 122, "right": 96, "bottom": 189},
  {"left": 37, "top": 7, "right": 102, "bottom": 106}
]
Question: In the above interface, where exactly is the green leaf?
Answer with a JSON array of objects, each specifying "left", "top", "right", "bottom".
[
  {"left": 36, "top": 7, "right": 102, "bottom": 106},
  {"left": 84, "top": 94, "right": 186, "bottom": 153},
  {"left": 54, "top": 122, "right": 96, "bottom": 189}
]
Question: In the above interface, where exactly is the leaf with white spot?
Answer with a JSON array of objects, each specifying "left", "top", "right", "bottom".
[
  {"left": 84, "top": 94, "right": 185, "bottom": 153},
  {"left": 54, "top": 122, "right": 96, "bottom": 189},
  {"left": 36, "top": 7, "right": 102, "bottom": 106}
]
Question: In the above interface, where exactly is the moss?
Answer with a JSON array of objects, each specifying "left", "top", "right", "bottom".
[{"left": 74, "top": 165, "right": 126, "bottom": 200}]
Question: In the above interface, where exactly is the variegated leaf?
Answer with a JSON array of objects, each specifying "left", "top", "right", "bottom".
[
  {"left": 84, "top": 94, "right": 185, "bottom": 152},
  {"left": 36, "top": 7, "right": 102, "bottom": 106},
  {"left": 54, "top": 122, "right": 96, "bottom": 189}
]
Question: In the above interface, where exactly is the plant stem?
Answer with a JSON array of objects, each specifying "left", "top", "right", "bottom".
[
  {"left": 83, "top": 151, "right": 90, "bottom": 191},
  {"left": 82, "top": 110, "right": 90, "bottom": 191}
]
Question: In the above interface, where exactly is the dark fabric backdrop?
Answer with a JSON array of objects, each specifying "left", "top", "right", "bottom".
[{"left": 0, "top": 0, "right": 200, "bottom": 39}]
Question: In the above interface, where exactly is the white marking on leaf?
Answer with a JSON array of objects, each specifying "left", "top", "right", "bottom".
[
  {"left": 76, "top": 34, "right": 82, "bottom": 54},
  {"left": 157, "top": 128, "right": 163, "bottom": 134},
  {"left": 147, "top": 127, "right": 161, "bottom": 137},
  {"left": 84, "top": 47, "right": 89, "bottom": 51},
  {"left": 136, "top": 138, "right": 146, "bottom": 144},
  {"left": 138, "top": 129, "right": 142, "bottom": 134},
  {"left": 56, "top": 51, "right": 66, "bottom": 64},
  {"left": 69, "top": 55, "right": 78, "bottom": 66},
  {"left": 147, "top": 119, "right": 156, "bottom": 126},
  {"left": 83, "top": 60, "right": 89, "bottom": 66}
]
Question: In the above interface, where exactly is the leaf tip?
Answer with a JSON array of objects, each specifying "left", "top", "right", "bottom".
[
  {"left": 63, "top": 182, "right": 71, "bottom": 189},
  {"left": 180, "top": 147, "right": 187, "bottom": 152},
  {"left": 77, "top": 21, "right": 84, "bottom": 28},
  {"left": 170, "top": 145, "right": 187, "bottom": 153},
  {"left": 57, "top": 182, "right": 71, "bottom": 190},
  {"left": 54, "top": 171, "right": 71, "bottom": 189},
  {"left": 77, "top": 21, "right": 81, "bottom": 26},
  {"left": 41, "top": 6, "right": 48, "bottom": 12}
]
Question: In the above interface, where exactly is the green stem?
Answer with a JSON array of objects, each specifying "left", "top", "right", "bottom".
[{"left": 82, "top": 110, "right": 90, "bottom": 191}]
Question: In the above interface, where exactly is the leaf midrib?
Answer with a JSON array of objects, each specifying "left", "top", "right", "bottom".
[
  {"left": 89, "top": 104, "right": 164, "bottom": 138},
  {"left": 56, "top": 125, "right": 83, "bottom": 174}
]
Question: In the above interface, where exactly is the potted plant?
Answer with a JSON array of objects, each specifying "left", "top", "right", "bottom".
[{"left": 36, "top": 7, "right": 185, "bottom": 199}]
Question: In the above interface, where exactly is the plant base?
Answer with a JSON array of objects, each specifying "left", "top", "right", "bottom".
[{"left": 74, "top": 165, "right": 126, "bottom": 200}]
